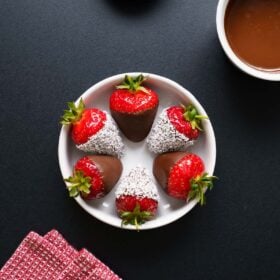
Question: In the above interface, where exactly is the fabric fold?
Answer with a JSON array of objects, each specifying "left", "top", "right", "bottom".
[{"left": 0, "top": 230, "right": 121, "bottom": 280}]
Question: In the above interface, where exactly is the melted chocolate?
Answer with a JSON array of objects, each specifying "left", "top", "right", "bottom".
[
  {"left": 153, "top": 152, "right": 188, "bottom": 190},
  {"left": 88, "top": 155, "right": 122, "bottom": 194},
  {"left": 225, "top": 0, "right": 280, "bottom": 71},
  {"left": 111, "top": 105, "right": 158, "bottom": 142}
]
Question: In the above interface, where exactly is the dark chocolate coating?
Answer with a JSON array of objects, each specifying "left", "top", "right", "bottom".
[
  {"left": 111, "top": 105, "right": 158, "bottom": 142},
  {"left": 153, "top": 152, "right": 189, "bottom": 190},
  {"left": 88, "top": 155, "right": 122, "bottom": 194}
]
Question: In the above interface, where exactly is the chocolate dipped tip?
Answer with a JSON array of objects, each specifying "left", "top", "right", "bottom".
[
  {"left": 88, "top": 155, "right": 123, "bottom": 194},
  {"left": 111, "top": 105, "right": 158, "bottom": 142},
  {"left": 153, "top": 151, "right": 189, "bottom": 190}
]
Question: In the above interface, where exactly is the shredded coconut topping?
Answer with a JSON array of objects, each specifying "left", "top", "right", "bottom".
[
  {"left": 115, "top": 166, "right": 159, "bottom": 201},
  {"left": 76, "top": 111, "right": 124, "bottom": 158},
  {"left": 146, "top": 109, "right": 195, "bottom": 154}
]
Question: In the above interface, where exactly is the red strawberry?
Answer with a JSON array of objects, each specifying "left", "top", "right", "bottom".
[
  {"left": 110, "top": 74, "right": 159, "bottom": 142},
  {"left": 115, "top": 166, "right": 159, "bottom": 229},
  {"left": 60, "top": 99, "right": 124, "bottom": 157},
  {"left": 147, "top": 104, "right": 208, "bottom": 153},
  {"left": 153, "top": 152, "right": 216, "bottom": 204},
  {"left": 65, "top": 155, "right": 122, "bottom": 200}
]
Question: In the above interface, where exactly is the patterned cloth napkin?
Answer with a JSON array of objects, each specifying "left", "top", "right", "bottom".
[{"left": 0, "top": 230, "right": 121, "bottom": 280}]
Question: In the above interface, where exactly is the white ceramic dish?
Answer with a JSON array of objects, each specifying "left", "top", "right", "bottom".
[
  {"left": 216, "top": 0, "right": 280, "bottom": 81},
  {"left": 58, "top": 73, "right": 216, "bottom": 230}
]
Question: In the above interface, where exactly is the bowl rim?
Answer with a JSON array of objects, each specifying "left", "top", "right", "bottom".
[
  {"left": 58, "top": 72, "right": 217, "bottom": 230},
  {"left": 216, "top": 0, "right": 280, "bottom": 81}
]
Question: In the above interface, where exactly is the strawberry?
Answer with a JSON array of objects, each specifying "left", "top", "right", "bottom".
[
  {"left": 115, "top": 166, "right": 159, "bottom": 229},
  {"left": 110, "top": 74, "right": 159, "bottom": 142},
  {"left": 60, "top": 99, "right": 124, "bottom": 157},
  {"left": 153, "top": 152, "right": 216, "bottom": 204},
  {"left": 65, "top": 155, "right": 122, "bottom": 200},
  {"left": 147, "top": 104, "right": 208, "bottom": 153}
]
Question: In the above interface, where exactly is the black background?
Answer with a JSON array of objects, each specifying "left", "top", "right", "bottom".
[{"left": 1, "top": 0, "right": 280, "bottom": 279}]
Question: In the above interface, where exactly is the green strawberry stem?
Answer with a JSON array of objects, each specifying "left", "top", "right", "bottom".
[
  {"left": 188, "top": 173, "right": 217, "bottom": 206},
  {"left": 120, "top": 203, "right": 153, "bottom": 231},
  {"left": 60, "top": 99, "right": 85, "bottom": 125},
  {"left": 64, "top": 171, "right": 91, "bottom": 197},
  {"left": 181, "top": 104, "right": 208, "bottom": 131},
  {"left": 116, "top": 74, "right": 149, "bottom": 94}
]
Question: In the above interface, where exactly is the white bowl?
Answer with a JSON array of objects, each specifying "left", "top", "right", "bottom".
[
  {"left": 58, "top": 73, "right": 216, "bottom": 230},
  {"left": 216, "top": 0, "right": 280, "bottom": 81}
]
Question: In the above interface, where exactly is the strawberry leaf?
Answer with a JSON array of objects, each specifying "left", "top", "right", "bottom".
[
  {"left": 188, "top": 173, "right": 217, "bottom": 206},
  {"left": 64, "top": 171, "right": 91, "bottom": 198},
  {"left": 182, "top": 104, "right": 208, "bottom": 131},
  {"left": 60, "top": 99, "right": 85, "bottom": 125},
  {"left": 120, "top": 203, "right": 154, "bottom": 231},
  {"left": 116, "top": 74, "right": 149, "bottom": 94}
]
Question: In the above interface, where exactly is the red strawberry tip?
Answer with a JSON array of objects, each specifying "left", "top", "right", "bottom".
[
  {"left": 120, "top": 203, "right": 154, "bottom": 231},
  {"left": 60, "top": 98, "right": 85, "bottom": 125},
  {"left": 116, "top": 74, "right": 149, "bottom": 94},
  {"left": 188, "top": 173, "right": 218, "bottom": 206},
  {"left": 64, "top": 170, "right": 91, "bottom": 198},
  {"left": 181, "top": 104, "right": 208, "bottom": 131}
]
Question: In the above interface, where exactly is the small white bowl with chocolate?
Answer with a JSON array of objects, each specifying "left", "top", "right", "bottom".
[{"left": 216, "top": 0, "right": 280, "bottom": 81}]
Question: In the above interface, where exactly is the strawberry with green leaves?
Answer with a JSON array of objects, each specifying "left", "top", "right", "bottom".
[
  {"left": 65, "top": 155, "right": 122, "bottom": 200},
  {"left": 153, "top": 152, "right": 216, "bottom": 204},
  {"left": 110, "top": 74, "right": 159, "bottom": 142},
  {"left": 147, "top": 104, "right": 208, "bottom": 153},
  {"left": 115, "top": 166, "right": 159, "bottom": 230},
  {"left": 60, "top": 99, "right": 124, "bottom": 157}
]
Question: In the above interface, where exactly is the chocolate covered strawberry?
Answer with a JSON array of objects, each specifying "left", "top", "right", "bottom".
[
  {"left": 60, "top": 99, "right": 124, "bottom": 157},
  {"left": 153, "top": 152, "right": 216, "bottom": 204},
  {"left": 147, "top": 104, "right": 208, "bottom": 153},
  {"left": 65, "top": 155, "right": 122, "bottom": 200},
  {"left": 110, "top": 74, "right": 159, "bottom": 142},
  {"left": 115, "top": 166, "right": 159, "bottom": 229}
]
